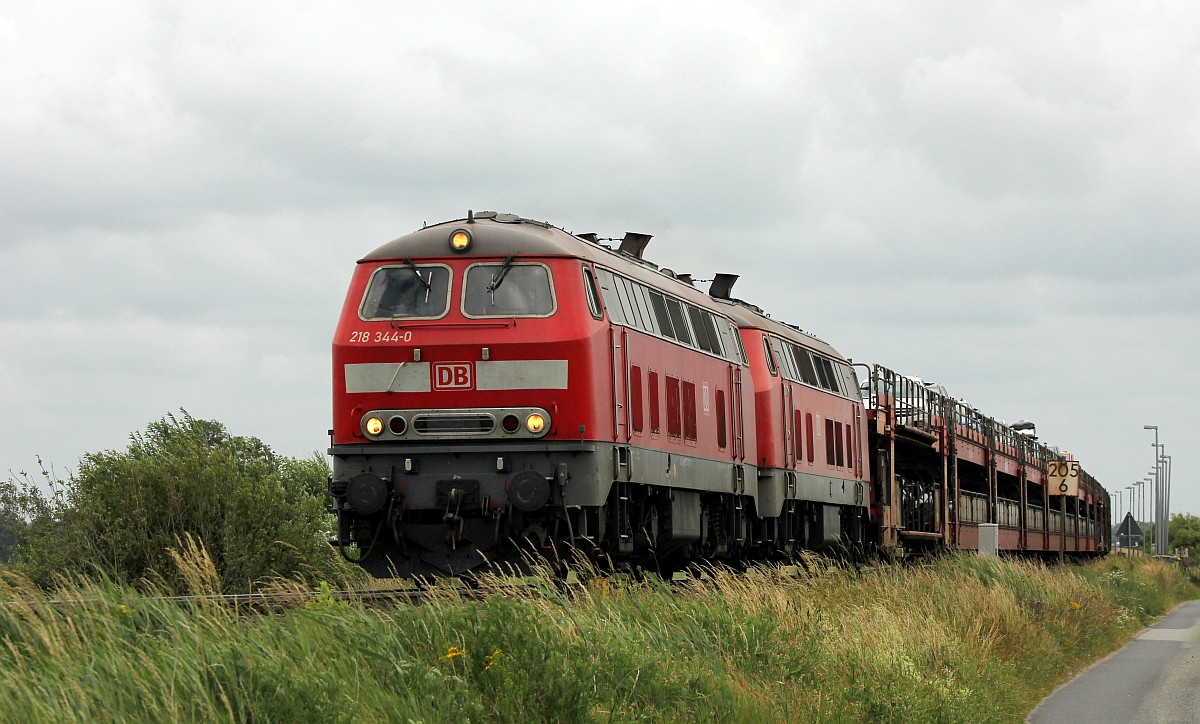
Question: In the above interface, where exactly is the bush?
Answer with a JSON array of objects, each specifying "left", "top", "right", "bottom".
[
  {"left": 1168, "top": 513, "right": 1200, "bottom": 559},
  {"left": 0, "top": 411, "right": 351, "bottom": 593}
]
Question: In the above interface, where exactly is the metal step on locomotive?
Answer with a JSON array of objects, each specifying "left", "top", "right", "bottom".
[{"left": 327, "top": 212, "right": 1109, "bottom": 577}]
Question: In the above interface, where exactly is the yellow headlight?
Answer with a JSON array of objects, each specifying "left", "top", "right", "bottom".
[
  {"left": 449, "top": 229, "right": 472, "bottom": 253},
  {"left": 525, "top": 413, "right": 546, "bottom": 433},
  {"left": 365, "top": 417, "right": 384, "bottom": 436}
]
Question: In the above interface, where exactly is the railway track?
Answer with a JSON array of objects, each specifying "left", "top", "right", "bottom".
[
  {"left": 2, "top": 584, "right": 461, "bottom": 612},
  {"left": 2, "top": 556, "right": 868, "bottom": 613},
  {"left": 2, "top": 573, "right": 584, "bottom": 612}
]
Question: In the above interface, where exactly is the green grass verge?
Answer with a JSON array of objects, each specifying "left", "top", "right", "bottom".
[{"left": 1, "top": 554, "right": 1195, "bottom": 722}]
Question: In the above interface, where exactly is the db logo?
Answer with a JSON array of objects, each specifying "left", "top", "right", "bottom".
[{"left": 433, "top": 362, "right": 473, "bottom": 390}]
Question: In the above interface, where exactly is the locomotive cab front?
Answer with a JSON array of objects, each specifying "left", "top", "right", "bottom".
[{"left": 329, "top": 215, "right": 610, "bottom": 576}]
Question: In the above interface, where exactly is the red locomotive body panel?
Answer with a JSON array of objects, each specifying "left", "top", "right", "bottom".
[
  {"left": 736, "top": 326, "right": 865, "bottom": 481},
  {"left": 589, "top": 261, "right": 757, "bottom": 475}
]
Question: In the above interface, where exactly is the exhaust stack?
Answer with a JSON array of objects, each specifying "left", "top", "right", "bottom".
[
  {"left": 618, "top": 232, "right": 652, "bottom": 259},
  {"left": 709, "top": 273, "right": 739, "bottom": 300}
]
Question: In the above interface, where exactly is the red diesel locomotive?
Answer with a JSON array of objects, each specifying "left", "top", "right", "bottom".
[{"left": 329, "top": 212, "right": 1108, "bottom": 576}]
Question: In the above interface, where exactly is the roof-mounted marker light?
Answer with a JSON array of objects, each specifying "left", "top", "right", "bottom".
[{"left": 449, "top": 228, "right": 473, "bottom": 253}]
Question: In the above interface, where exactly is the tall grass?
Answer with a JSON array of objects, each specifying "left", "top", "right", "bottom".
[{"left": 0, "top": 554, "right": 1194, "bottom": 722}]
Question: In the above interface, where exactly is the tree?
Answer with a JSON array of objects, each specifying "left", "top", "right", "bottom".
[
  {"left": 1, "top": 412, "right": 353, "bottom": 593},
  {"left": 1168, "top": 513, "right": 1200, "bottom": 557},
  {"left": 0, "top": 511, "right": 18, "bottom": 564}
]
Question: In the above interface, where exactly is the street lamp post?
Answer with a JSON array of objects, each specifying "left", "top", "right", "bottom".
[
  {"left": 1134, "top": 481, "right": 1145, "bottom": 555},
  {"left": 1147, "top": 468, "right": 1158, "bottom": 554},
  {"left": 1143, "top": 466, "right": 1159, "bottom": 553},
  {"left": 1154, "top": 445, "right": 1164, "bottom": 553},
  {"left": 1144, "top": 425, "right": 1160, "bottom": 554},
  {"left": 1143, "top": 477, "right": 1154, "bottom": 554},
  {"left": 1161, "top": 454, "right": 1173, "bottom": 554},
  {"left": 1124, "top": 485, "right": 1134, "bottom": 552}
]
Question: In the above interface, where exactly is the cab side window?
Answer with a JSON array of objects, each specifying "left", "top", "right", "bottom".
[
  {"left": 583, "top": 267, "right": 603, "bottom": 319},
  {"left": 762, "top": 336, "right": 777, "bottom": 376}
]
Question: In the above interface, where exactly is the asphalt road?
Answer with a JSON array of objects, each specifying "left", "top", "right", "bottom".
[{"left": 1029, "top": 600, "right": 1200, "bottom": 723}]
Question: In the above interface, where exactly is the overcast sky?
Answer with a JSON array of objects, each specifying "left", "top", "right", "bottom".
[{"left": 2, "top": 1, "right": 1196, "bottom": 522}]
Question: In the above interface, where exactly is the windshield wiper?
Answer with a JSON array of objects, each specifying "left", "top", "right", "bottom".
[
  {"left": 403, "top": 257, "right": 432, "bottom": 303},
  {"left": 486, "top": 255, "right": 517, "bottom": 305}
]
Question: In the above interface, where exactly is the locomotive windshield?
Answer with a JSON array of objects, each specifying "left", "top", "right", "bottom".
[
  {"left": 463, "top": 262, "right": 555, "bottom": 317},
  {"left": 360, "top": 264, "right": 451, "bottom": 320}
]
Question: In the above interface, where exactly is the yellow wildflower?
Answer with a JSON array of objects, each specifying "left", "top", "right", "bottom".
[
  {"left": 1070, "top": 601, "right": 1081, "bottom": 610},
  {"left": 485, "top": 648, "right": 502, "bottom": 670},
  {"left": 441, "top": 646, "right": 464, "bottom": 661}
]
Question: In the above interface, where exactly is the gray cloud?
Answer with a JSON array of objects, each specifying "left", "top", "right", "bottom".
[{"left": 1, "top": 1, "right": 1196, "bottom": 518}]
